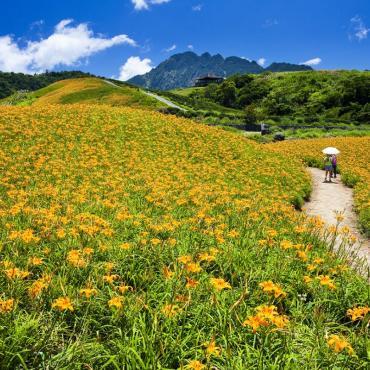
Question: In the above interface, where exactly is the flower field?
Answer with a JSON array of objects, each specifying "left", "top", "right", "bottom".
[
  {"left": 268, "top": 137, "right": 370, "bottom": 236},
  {"left": 0, "top": 105, "right": 369, "bottom": 369},
  {"left": 1, "top": 78, "right": 164, "bottom": 110}
]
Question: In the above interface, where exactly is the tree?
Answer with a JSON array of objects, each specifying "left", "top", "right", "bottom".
[
  {"left": 217, "top": 81, "right": 237, "bottom": 107},
  {"left": 204, "top": 83, "right": 219, "bottom": 100},
  {"left": 244, "top": 105, "right": 258, "bottom": 125},
  {"left": 356, "top": 103, "right": 370, "bottom": 123},
  {"left": 0, "top": 80, "right": 13, "bottom": 99}
]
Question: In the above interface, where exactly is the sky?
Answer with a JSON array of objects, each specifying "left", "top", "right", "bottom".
[{"left": 0, "top": 0, "right": 369, "bottom": 80}]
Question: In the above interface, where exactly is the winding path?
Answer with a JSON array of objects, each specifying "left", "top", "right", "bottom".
[
  {"left": 304, "top": 168, "right": 370, "bottom": 273},
  {"left": 142, "top": 91, "right": 186, "bottom": 111},
  {"left": 103, "top": 80, "right": 185, "bottom": 111}
]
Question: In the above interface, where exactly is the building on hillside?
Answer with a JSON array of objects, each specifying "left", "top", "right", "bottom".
[{"left": 194, "top": 75, "right": 225, "bottom": 87}]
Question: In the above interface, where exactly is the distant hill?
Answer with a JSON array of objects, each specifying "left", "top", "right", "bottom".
[
  {"left": 264, "top": 62, "right": 312, "bottom": 73},
  {"left": 0, "top": 71, "right": 94, "bottom": 99},
  {"left": 128, "top": 52, "right": 313, "bottom": 90},
  {"left": 1, "top": 78, "right": 164, "bottom": 110}
]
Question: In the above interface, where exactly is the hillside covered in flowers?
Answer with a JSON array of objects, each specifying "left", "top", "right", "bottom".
[{"left": 0, "top": 105, "right": 368, "bottom": 369}]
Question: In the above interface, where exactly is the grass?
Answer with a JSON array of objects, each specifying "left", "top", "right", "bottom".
[
  {"left": 157, "top": 90, "right": 244, "bottom": 115},
  {"left": 247, "top": 127, "right": 370, "bottom": 144},
  {"left": 170, "top": 87, "right": 205, "bottom": 97},
  {"left": 0, "top": 91, "right": 36, "bottom": 106},
  {"left": 282, "top": 128, "right": 370, "bottom": 139},
  {"left": 0, "top": 105, "right": 368, "bottom": 369}
]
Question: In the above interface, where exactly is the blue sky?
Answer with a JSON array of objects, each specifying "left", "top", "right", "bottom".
[{"left": 0, "top": 0, "right": 369, "bottom": 80}]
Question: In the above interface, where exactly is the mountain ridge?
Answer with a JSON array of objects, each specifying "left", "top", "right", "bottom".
[{"left": 128, "top": 52, "right": 313, "bottom": 90}]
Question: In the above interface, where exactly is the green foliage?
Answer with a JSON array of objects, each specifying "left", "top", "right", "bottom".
[
  {"left": 158, "top": 90, "right": 243, "bottom": 116},
  {"left": 170, "top": 87, "right": 205, "bottom": 96},
  {"left": 217, "top": 80, "right": 237, "bottom": 107},
  {"left": 248, "top": 127, "right": 370, "bottom": 144},
  {"left": 188, "top": 71, "right": 370, "bottom": 126},
  {"left": 244, "top": 105, "right": 258, "bottom": 125}
]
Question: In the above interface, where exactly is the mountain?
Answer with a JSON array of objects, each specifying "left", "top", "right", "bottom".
[
  {"left": 265, "top": 62, "right": 312, "bottom": 73},
  {"left": 129, "top": 52, "right": 264, "bottom": 90},
  {"left": 128, "top": 52, "right": 313, "bottom": 90}
]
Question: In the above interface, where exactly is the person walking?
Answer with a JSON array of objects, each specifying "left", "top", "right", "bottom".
[
  {"left": 332, "top": 154, "right": 338, "bottom": 178},
  {"left": 324, "top": 155, "right": 333, "bottom": 182}
]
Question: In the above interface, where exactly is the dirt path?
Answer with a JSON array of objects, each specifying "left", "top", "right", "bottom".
[{"left": 305, "top": 168, "right": 370, "bottom": 272}]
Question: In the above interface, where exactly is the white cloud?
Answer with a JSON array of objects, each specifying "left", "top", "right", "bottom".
[
  {"left": 164, "top": 44, "right": 177, "bottom": 52},
  {"left": 350, "top": 15, "right": 369, "bottom": 41},
  {"left": 300, "top": 57, "right": 322, "bottom": 66},
  {"left": 192, "top": 4, "right": 203, "bottom": 11},
  {"left": 118, "top": 56, "right": 153, "bottom": 81},
  {"left": 30, "top": 20, "right": 44, "bottom": 30},
  {"left": 0, "top": 36, "right": 33, "bottom": 73},
  {"left": 132, "top": 0, "right": 149, "bottom": 10},
  {"left": 262, "top": 19, "right": 278, "bottom": 28},
  {"left": 188, "top": 44, "right": 194, "bottom": 50},
  {"left": 0, "top": 19, "right": 135, "bottom": 74},
  {"left": 131, "top": 0, "right": 171, "bottom": 10},
  {"left": 257, "top": 58, "right": 266, "bottom": 66}
]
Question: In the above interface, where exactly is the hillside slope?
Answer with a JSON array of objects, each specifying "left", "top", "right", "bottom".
[
  {"left": 128, "top": 52, "right": 312, "bottom": 90},
  {"left": 0, "top": 71, "right": 94, "bottom": 99},
  {"left": 1, "top": 78, "right": 166, "bottom": 109},
  {"left": 30, "top": 78, "right": 165, "bottom": 109},
  {"left": 0, "top": 104, "right": 368, "bottom": 368},
  {"left": 187, "top": 70, "right": 370, "bottom": 125}
]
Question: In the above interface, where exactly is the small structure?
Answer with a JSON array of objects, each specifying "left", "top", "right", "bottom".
[
  {"left": 273, "top": 132, "right": 285, "bottom": 141},
  {"left": 261, "top": 123, "right": 271, "bottom": 135},
  {"left": 194, "top": 75, "right": 224, "bottom": 87}
]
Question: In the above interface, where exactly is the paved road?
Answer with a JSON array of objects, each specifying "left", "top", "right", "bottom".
[
  {"left": 305, "top": 167, "right": 370, "bottom": 275},
  {"left": 142, "top": 91, "right": 186, "bottom": 111},
  {"left": 103, "top": 80, "right": 185, "bottom": 111},
  {"left": 104, "top": 80, "right": 120, "bottom": 88}
]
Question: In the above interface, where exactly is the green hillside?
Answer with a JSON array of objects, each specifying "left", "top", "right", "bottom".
[
  {"left": 177, "top": 70, "right": 370, "bottom": 126},
  {"left": 0, "top": 71, "right": 94, "bottom": 99},
  {"left": 1, "top": 78, "right": 165, "bottom": 109},
  {"left": 170, "top": 87, "right": 205, "bottom": 96}
]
